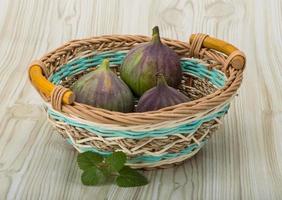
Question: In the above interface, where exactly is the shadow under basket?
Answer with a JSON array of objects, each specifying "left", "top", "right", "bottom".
[{"left": 28, "top": 34, "right": 246, "bottom": 169}]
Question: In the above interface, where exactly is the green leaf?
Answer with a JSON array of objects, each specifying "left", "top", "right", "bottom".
[
  {"left": 81, "top": 166, "right": 105, "bottom": 186},
  {"left": 116, "top": 166, "right": 148, "bottom": 187},
  {"left": 100, "top": 167, "right": 112, "bottom": 176},
  {"left": 77, "top": 151, "right": 103, "bottom": 171},
  {"left": 77, "top": 151, "right": 149, "bottom": 187},
  {"left": 105, "top": 152, "right": 126, "bottom": 172}
]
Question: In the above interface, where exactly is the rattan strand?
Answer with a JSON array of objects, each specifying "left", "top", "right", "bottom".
[
  {"left": 50, "top": 85, "right": 71, "bottom": 111},
  {"left": 190, "top": 33, "right": 209, "bottom": 58}
]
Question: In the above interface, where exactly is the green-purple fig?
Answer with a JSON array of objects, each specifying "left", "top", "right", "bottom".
[
  {"left": 71, "top": 59, "right": 134, "bottom": 112},
  {"left": 120, "top": 26, "right": 182, "bottom": 96},
  {"left": 136, "top": 74, "right": 189, "bottom": 112}
]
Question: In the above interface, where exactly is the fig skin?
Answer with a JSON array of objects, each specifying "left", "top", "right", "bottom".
[
  {"left": 136, "top": 74, "right": 190, "bottom": 112},
  {"left": 120, "top": 26, "right": 182, "bottom": 96},
  {"left": 71, "top": 59, "right": 134, "bottom": 113}
]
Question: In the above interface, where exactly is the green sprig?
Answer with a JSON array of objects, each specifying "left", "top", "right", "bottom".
[{"left": 77, "top": 151, "right": 148, "bottom": 187}]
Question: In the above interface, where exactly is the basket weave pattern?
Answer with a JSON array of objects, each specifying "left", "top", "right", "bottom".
[{"left": 29, "top": 34, "right": 245, "bottom": 169}]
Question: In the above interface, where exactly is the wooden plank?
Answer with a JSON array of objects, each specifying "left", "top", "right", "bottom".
[{"left": 0, "top": 0, "right": 281, "bottom": 199}]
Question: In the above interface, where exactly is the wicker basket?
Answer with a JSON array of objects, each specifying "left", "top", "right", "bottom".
[{"left": 28, "top": 33, "right": 246, "bottom": 169}]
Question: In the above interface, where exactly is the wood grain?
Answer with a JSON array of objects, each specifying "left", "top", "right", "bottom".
[{"left": 0, "top": 0, "right": 281, "bottom": 199}]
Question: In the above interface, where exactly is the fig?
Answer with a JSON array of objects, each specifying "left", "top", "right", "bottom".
[
  {"left": 136, "top": 74, "right": 189, "bottom": 112},
  {"left": 120, "top": 26, "right": 182, "bottom": 96},
  {"left": 71, "top": 59, "right": 134, "bottom": 112}
]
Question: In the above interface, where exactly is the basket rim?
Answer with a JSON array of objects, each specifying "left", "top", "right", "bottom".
[{"left": 30, "top": 34, "right": 245, "bottom": 125}]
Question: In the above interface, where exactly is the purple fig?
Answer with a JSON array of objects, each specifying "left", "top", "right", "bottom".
[
  {"left": 120, "top": 26, "right": 182, "bottom": 96},
  {"left": 71, "top": 59, "right": 134, "bottom": 112},
  {"left": 136, "top": 74, "right": 189, "bottom": 112}
]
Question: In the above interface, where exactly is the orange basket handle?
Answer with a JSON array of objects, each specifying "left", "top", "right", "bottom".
[
  {"left": 189, "top": 34, "right": 246, "bottom": 70},
  {"left": 28, "top": 63, "right": 74, "bottom": 105}
]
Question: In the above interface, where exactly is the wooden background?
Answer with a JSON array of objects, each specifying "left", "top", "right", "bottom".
[{"left": 0, "top": 0, "right": 281, "bottom": 199}]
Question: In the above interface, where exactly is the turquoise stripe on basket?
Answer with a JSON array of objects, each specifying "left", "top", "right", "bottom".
[
  {"left": 47, "top": 104, "right": 229, "bottom": 139},
  {"left": 49, "top": 51, "right": 226, "bottom": 88},
  {"left": 66, "top": 138, "right": 206, "bottom": 164}
]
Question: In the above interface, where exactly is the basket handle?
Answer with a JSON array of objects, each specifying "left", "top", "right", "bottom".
[
  {"left": 29, "top": 63, "right": 74, "bottom": 105},
  {"left": 189, "top": 34, "right": 245, "bottom": 70}
]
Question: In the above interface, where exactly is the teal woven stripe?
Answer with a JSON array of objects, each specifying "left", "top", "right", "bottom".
[
  {"left": 181, "top": 61, "right": 225, "bottom": 88},
  {"left": 66, "top": 138, "right": 206, "bottom": 164},
  {"left": 47, "top": 104, "right": 229, "bottom": 139},
  {"left": 49, "top": 51, "right": 226, "bottom": 88},
  {"left": 49, "top": 51, "right": 126, "bottom": 84}
]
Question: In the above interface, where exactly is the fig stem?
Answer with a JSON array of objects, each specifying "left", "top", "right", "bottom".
[
  {"left": 100, "top": 59, "right": 110, "bottom": 70},
  {"left": 156, "top": 73, "right": 168, "bottom": 86},
  {"left": 152, "top": 26, "right": 161, "bottom": 43}
]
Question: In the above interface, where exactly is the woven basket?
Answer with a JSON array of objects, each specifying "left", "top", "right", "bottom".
[{"left": 28, "top": 33, "right": 246, "bottom": 169}]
